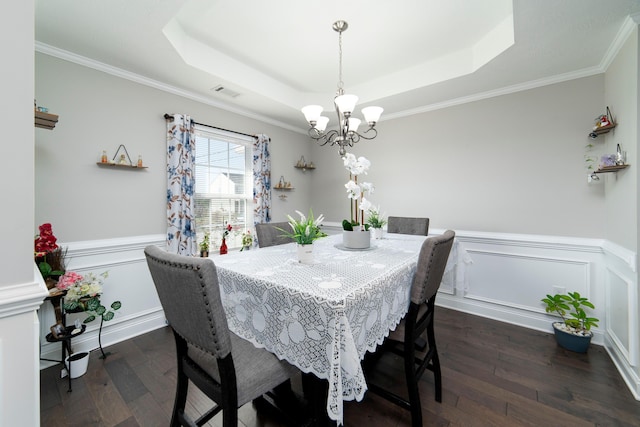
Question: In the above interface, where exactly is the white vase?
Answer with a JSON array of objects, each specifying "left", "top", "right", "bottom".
[
  {"left": 342, "top": 229, "right": 371, "bottom": 249},
  {"left": 65, "top": 351, "right": 90, "bottom": 378},
  {"left": 372, "top": 228, "right": 383, "bottom": 240},
  {"left": 297, "top": 243, "right": 314, "bottom": 264}
]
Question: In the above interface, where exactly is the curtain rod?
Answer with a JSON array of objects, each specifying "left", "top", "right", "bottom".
[{"left": 164, "top": 113, "right": 256, "bottom": 139}]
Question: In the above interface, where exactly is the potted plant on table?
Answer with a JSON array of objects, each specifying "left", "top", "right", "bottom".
[
  {"left": 342, "top": 153, "right": 374, "bottom": 249},
  {"left": 277, "top": 209, "right": 327, "bottom": 264},
  {"left": 367, "top": 206, "right": 387, "bottom": 240},
  {"left": 541, "top": 291, "right": 599, "bottom": 353}
]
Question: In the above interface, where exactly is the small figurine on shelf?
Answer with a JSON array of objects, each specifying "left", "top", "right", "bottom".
[
  {"left": 118, "top": 154, "right": 127, "bottom": 165},
  {"left": 220, "top": 223, "right": 232, "bottom": 255}
]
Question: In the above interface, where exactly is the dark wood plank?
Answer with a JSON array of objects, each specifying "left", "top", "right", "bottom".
[{"left": 40, "top": 307, "right": 640, "bottom": 427}]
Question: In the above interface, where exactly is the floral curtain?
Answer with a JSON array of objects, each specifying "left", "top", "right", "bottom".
[
  {"left": 253, "top": 134, "right": 271, "bottom": 234},
  {"left": 166, "top": 114, "right": 197, "bottom": 255}
]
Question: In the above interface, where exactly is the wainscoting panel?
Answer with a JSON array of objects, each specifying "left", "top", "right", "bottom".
[
  {"left": 38, "top": 229, "right": 640, "bottom": 401},
  {"left": 463, "top": 249, "right": 592, "bottom": 313},
  {"left": 39, "top": 234, "right": 167, "bottom": 364}
]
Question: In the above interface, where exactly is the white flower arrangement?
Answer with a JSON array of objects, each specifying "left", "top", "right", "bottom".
[{"left": 343, "top": 153, "right": 374, "bottom": 230}]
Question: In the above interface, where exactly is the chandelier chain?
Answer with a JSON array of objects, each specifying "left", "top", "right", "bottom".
[{"left": 337, "top": 30, "right": 344, "bottom": 93}]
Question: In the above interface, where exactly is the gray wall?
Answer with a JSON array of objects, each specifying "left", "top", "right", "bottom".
[
  {"left": 311, "top": 75, "right": 609, "bottom": 239},
  {"left": 35, "top": 53, "right": 312, "bottom": 242}
]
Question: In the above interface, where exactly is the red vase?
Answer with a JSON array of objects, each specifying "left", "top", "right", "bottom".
[{"left": 220, "top": 238, "right": 228, "bottom": 255}]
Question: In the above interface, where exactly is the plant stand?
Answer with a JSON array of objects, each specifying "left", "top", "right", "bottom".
[{"left": 42, "top": 296, "right": 87, "bottom": 392}]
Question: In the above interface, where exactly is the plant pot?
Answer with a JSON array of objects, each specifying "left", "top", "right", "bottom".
[
  {"left": 200, "top": 250, "right": 209, "bottom": 257},
  {"left": 372, "top": 228, "right": 383, "bottom": 240},
  {"left": 552, "top": 322, "right": 592, "bottom": 353},
  {"left": 296, "top": 243, "right": 314, "bottom": 264},
  {"left": 342, "top": 229, "right": 371, "bottom": 249},
  {"left": 65, "top": 351, "right": 90, "bottom": 378}
]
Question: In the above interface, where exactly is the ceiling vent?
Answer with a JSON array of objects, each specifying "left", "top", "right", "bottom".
[{"left": 211, "top": 85, "right": 241, "bottom": 98}]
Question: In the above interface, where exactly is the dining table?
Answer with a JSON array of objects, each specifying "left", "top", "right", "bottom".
[{"left": 214, "top": 232, "right": 468, "bottom": 425}]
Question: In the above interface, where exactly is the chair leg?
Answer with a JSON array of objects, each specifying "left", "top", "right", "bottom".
[
  {"left": 171, "top": 366, "right": 189, "bottom": 427},
  {"left": 427, "top": 317, "right": 442, "bottom": 403},
  {"left": 404, "top": 339, "right": 423, "bottom": 427},
  {"left": 222, "top": 407, "right": 238, "bottom": 427}
]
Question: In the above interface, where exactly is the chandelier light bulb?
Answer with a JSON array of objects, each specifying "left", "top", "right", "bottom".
[
  {"left": 316, "top": 116, "right": 330, "bottom": 132},
  {"left": 302, "top": 105, "right": 323, "bottom": 124},
  {"left": 335, "top": 94, "right": 358, "bottom": 115},
  {"left": 362, "top": 106, "right": 383, "bottom": 125},
  {"left": 348, "top": 117, "right": 361, "bottom": 133}
]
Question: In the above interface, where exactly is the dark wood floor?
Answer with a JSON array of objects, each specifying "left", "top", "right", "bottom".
[{"left": 40, "top": 307, "right": 640, "bottom": 426}]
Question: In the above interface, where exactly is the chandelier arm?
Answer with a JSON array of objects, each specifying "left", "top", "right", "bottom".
[
  {"left": 353, "top": 127, "right": 378, "bottom": 141},
  {"left": 308, "top": 129, "right": 339, "bottom": 146}
]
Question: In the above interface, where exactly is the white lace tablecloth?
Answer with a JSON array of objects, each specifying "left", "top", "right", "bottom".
[{"left": 215, "top": 233, "right": 464, "bottom": 425}]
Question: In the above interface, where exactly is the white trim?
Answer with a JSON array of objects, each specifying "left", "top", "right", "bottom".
[
  {"left": 0, "top": 266, "right": 48, "bottom": 319},
  {"left": 35, "top": 42, "right": 304, "bottom": 135},
  {"left": 36, "top": 13, "right": 640, "bottom": 129}
]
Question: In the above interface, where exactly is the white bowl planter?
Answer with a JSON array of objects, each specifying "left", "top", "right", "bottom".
[{"left": 342, "top": 230, "right": 371, "bottom": 249}]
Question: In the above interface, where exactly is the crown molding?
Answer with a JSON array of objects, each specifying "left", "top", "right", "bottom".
[
  {"left": 600, "top": 14, "right": 640, "bottom": 71},
  {"left": 34, "top": 42, "right": 304, "bottom": 135}
]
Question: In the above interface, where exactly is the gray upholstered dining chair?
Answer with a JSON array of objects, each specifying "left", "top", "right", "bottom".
[
  {"left": 144, "top": 245, "right": 299, "bottom": 427},
  {"left": 255, "top": 222, "right": 295, "bottom": 247},
  {"left": 387, "top": 216, "right": 430, "bottom": 235},
  {"left": 364, "top": 230, "right": 455, "bottom": 427}
]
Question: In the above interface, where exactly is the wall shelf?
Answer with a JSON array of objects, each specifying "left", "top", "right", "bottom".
[
  {"left": 589, "top": 123, "right": 616, "bottom": 138},
  {"left": 593, "top": 164, "right": 629, "bottom": 174},
  {"left": 35, "top": 110, "right": 59, "bottom": 130},
  {"left": 96, "top": 162, "right": 148, "bottom": 169},
  {"left": 274, "top": 186, "right": 294, "bottom": 190}
]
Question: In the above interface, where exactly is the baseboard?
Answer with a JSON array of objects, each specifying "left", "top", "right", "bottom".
[
  {"left": 605, "top": 335, "right": 640, "bottom": 400},
  {"left": 40, "top": 308, "right": 167, "bottom": 366}
]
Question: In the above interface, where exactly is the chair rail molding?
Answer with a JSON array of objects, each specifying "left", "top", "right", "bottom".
[
  {"left": 37, "top": 229, "right": 639, "bottom": 401},
  {"left": 39, "top": 234, "right": 167, "bottom": 364}
]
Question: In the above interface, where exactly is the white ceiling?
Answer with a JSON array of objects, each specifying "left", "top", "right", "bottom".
[{"left": 35, "top": 0, "right": 640, "bottom": 133}]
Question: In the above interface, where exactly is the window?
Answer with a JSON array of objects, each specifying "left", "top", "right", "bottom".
[{"left": 194, "top": 125, "right": 253, "bottom": 250}]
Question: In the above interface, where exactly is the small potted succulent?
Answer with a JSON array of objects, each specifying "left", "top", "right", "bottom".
[
  {"left": 541, "top": 291, "right": 599, "bottom": 353},
  {"left": 367, "top": 206, "right": 387, "bottom": 240},
  {"left": 199, "top": 232, "right": 210, "bottom": 257}
]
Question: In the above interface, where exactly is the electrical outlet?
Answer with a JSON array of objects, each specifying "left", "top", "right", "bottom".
[{"left": 553, "top": 285, "right": 566, "bottom": 295}]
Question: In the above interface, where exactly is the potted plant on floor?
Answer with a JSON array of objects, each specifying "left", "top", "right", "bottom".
[{"left": 541, "top": 291, "right": 599, "bottom": 353}]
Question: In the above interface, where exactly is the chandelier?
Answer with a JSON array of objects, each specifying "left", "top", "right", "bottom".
[{"left": 301, "top": 20, "right": 383, "bottom": 156}]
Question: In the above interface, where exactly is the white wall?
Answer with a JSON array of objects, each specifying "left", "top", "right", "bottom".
[
  {"left": 0, "top": 1, "right": 49, "bottom": 426},
  {"left": 602, "top": 24, "right": 640, "bottom": 399}
]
